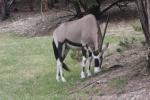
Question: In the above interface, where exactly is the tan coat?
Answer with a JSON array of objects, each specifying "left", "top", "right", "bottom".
[{"left": 53, "top": 14, "right": 102, "bottom": 51}]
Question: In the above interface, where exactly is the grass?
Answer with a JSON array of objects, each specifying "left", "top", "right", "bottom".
[
  {"left": 104, "top": 34, "right": 145, "bottom": 53},
  {"left": 0, "top": 33, "right": 81, "bottom": 100},
  {"left": 0, "top": 32, "right": 145, "bottom": 99},
  {"left": 108, "top": 76, "right": 127, "bottom": 94},
  {"left": 130, "top": 20, "right": 142, "bottom": 32},
  {"left": 105, "top": 35, "right": 144, "bottom": 44}
]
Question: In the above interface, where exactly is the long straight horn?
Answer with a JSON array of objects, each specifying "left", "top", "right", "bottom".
[{"left": 100, "top": 13, "right": 110, "bottom": 50}]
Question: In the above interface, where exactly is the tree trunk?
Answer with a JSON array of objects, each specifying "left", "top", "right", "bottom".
[
  {"left": 28, "top": 0, "right": 34, "bottom": 11},
  {"left": 136, "top": 0, "right": 150, "bottom": 44},
  {"left": 136, "top": 0, "right": 150, "bottom": 69},
  {"left": 0, "top": 0, "right": 15, "bottom": 20},
  {"left": 146, "top": 0, "right": 150, "bottom": 69},
  {"left": 79, "top": 0, "right": 87, "bottom": 12},
  {"left": 70, "top": 0, "right": 83, "bottom": 18},
  {"left": 48, "top": 0, "right": 54, "bottom": 8},
  {"left": 41, "top": 0, "right": 49, "bottom": 11},
  {"left": 147, "top": 0, "right": 150, "bottom": 34},
  {"left": 0, "top": 0, "right": 8, "bottom": 20}
]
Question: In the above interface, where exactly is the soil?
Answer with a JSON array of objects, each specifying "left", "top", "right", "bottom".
[
  {"left": 70, "top": 47, "right": 150, "bottom": 100},
  {"left": 0, "top": 9, "right": 73, "bottom": 36}
]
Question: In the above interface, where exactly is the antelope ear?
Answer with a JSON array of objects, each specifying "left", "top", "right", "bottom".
[{"left": 102, "top": 43, "right": 109, "bottom": 53}]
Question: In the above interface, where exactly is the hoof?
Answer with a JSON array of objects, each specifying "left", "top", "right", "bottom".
[
  {"left": 87, "top": 71, "right": 92, "bottom": 77},
  {"left": 81, "top": 71, "right": 86, "bottom": 79},
  {"left": 94, "top": 67, "right": 100, "bottom": 74},
  {"left": 56, "top": 76, "right": 60, "bottom": 82},
  {"left": 61, "top": 77, "right": 66, "bottom": 82}
]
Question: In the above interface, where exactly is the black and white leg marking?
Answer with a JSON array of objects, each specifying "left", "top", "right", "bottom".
[
  {"left": 62, "top": 44, "right": 69, "bottom": 61},
  {"left": 92, "top": 51, "right": 101, "bottom": 74},
  {"left": 81, "top": 46, "right": 87, "bottom": 79},
  {"left": 87, "top": 51, "right": 92, "bottom": 77},
  {"left": 56, "top": 42, "right": 66, "bottom": 82},
  {"left": 52, "top": 39, "right": 60, "bottom": 82}
]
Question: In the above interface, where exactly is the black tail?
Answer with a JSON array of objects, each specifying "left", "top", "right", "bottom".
[
  {"left": 62, "top": 62, "right": 70, "bottom": 71},
  {"left": 52, "top": 40, "right": 59, "bottom": 60},
  {"left": 52, "top": 39, "right": 70, "bottom": 71}
]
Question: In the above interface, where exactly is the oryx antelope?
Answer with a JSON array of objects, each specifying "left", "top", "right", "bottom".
[{"left": 52, "top": 14, "right": 109, "bottom": 82}]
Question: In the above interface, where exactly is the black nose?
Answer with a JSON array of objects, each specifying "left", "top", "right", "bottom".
[{"left": 94, "top": 59, "right": 99, "bottom": 67}]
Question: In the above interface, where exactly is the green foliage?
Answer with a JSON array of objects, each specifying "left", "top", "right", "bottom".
[
  {"left": 119, "top": 38, "right": 130, "bottom": 48},
  {"left": 119, "top": 37, "right": 138, "bottom": 48},
  {"left": 141, "top": 41, "right": 147, "bottom": 46},
  {"left": 132, "top": 25, "right": 142, "bottom": 32},
  {"left": 116, "top": 48, "right": 123, "bottom": 53},
  {"left": 131, "top": 21, "right": 142, "bottom": 32},
  {"left": 104, "top": 35, "right": 122, "bottom": 44}
]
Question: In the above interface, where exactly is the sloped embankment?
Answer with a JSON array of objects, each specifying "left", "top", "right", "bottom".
[{"left": 70, "top": 46, "right": 150, "bottom": 100}]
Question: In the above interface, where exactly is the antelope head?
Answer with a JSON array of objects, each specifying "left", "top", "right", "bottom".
[{"left": 92, "top": 43, "right": 109, "bottom": 74}]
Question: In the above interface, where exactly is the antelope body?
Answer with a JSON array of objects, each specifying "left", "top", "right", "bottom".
[{"left": 52, "top": 14, "right": 109, "bottom": 82}]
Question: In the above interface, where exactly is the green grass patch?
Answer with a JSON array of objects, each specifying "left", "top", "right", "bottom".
[
  {"left": 130, "top": 20, "right": 142, "bottom": 32},
  {"left": 104, "top": 35, "right": 144, "bottom": 44},
  {"left": 0, "top": 32, "right": 145, "bottom": 99},
  {"left": 0, "top": 33, "right": 81, "bottom": 100},
  {"left": 104, "top": 35, "right": 122, "bottom": 44}
]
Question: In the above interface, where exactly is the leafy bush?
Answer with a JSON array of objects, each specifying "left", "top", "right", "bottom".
[
  {"left": 116, "top": 48, "right": 123, "bottom": 53},
  {"left": 133, "top": 25, "right": 142, "bottom": 32},
  {"left": 119, "top": 38, "right": 130, "bottom": 48},
  {"left": 131, "top": 21, "right": 142, "bottom": 32},
  {"left": 119, "top": 37, "right": 137, "bottom": 48}
]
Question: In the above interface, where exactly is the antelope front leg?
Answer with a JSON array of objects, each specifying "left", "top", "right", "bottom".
[
  {"left": 59, "top": 63, "right": 66, "bottom": 82},
  {"left": 81, "top": 56, "right": 86, "bottom": 79},
  {"left": 87, "top": 52, "right": 92, "bottom": 77},
  {"left": 56, "top": 59, "right": 60, "bottom": 82},
  {"left": 56, "top": 59, "right": 66, "bottom": 82},
  {"left": 81, "top": 46, "right": 88, "bottom": 79},
  {"left": 57, "top": 42, "right": 66, "bottom": 82}
]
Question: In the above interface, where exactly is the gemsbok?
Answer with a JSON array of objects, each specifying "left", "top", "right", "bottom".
[{"left": 52, "top": 14, "right": 109, "bottom": 82}]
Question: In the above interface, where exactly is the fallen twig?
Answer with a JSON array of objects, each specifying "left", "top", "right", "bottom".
[{"left": 69, "top": 79, "right": 99, "bottom": 94}]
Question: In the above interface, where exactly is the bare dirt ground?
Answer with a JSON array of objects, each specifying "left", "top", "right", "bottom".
[
  {"left": 1, "top": 3, "right": 150, "bottom": 99},
  {"left": 70, "top": 46, "right": 150, "bottom": 100},
  {"left": 0, "top": 2, "right": 138, "bottom": 36},
  {"left": 0, "top": 9, "right": 72, "bottom": 36}
]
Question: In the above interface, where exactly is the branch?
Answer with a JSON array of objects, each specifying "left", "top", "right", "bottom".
[
  {"left": 100, "top": 0, "right": 124, "bottom": 15},
  {"left": 7, "top": 0, "right": 15, "bottom": 9},
  {"left": 69, "top": 79, "right": 100, "bottom": 94},
  {"left": 79, "top": 0, "right": 87, "bottom": 12},
  {"left": 95, "top": 0, "right": 101, "bottom": 7},
  {"left": 70, "top": 0, "right": 83, "bottom": 18}
]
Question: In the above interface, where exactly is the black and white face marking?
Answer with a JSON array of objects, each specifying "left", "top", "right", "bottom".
[{"left": 92, "top": 51, "right": 103, "bottom": 74}]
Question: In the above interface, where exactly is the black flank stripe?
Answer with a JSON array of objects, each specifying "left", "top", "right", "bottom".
[{"left": 65, "top": 39, "right": 82, "bottom": 47}]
